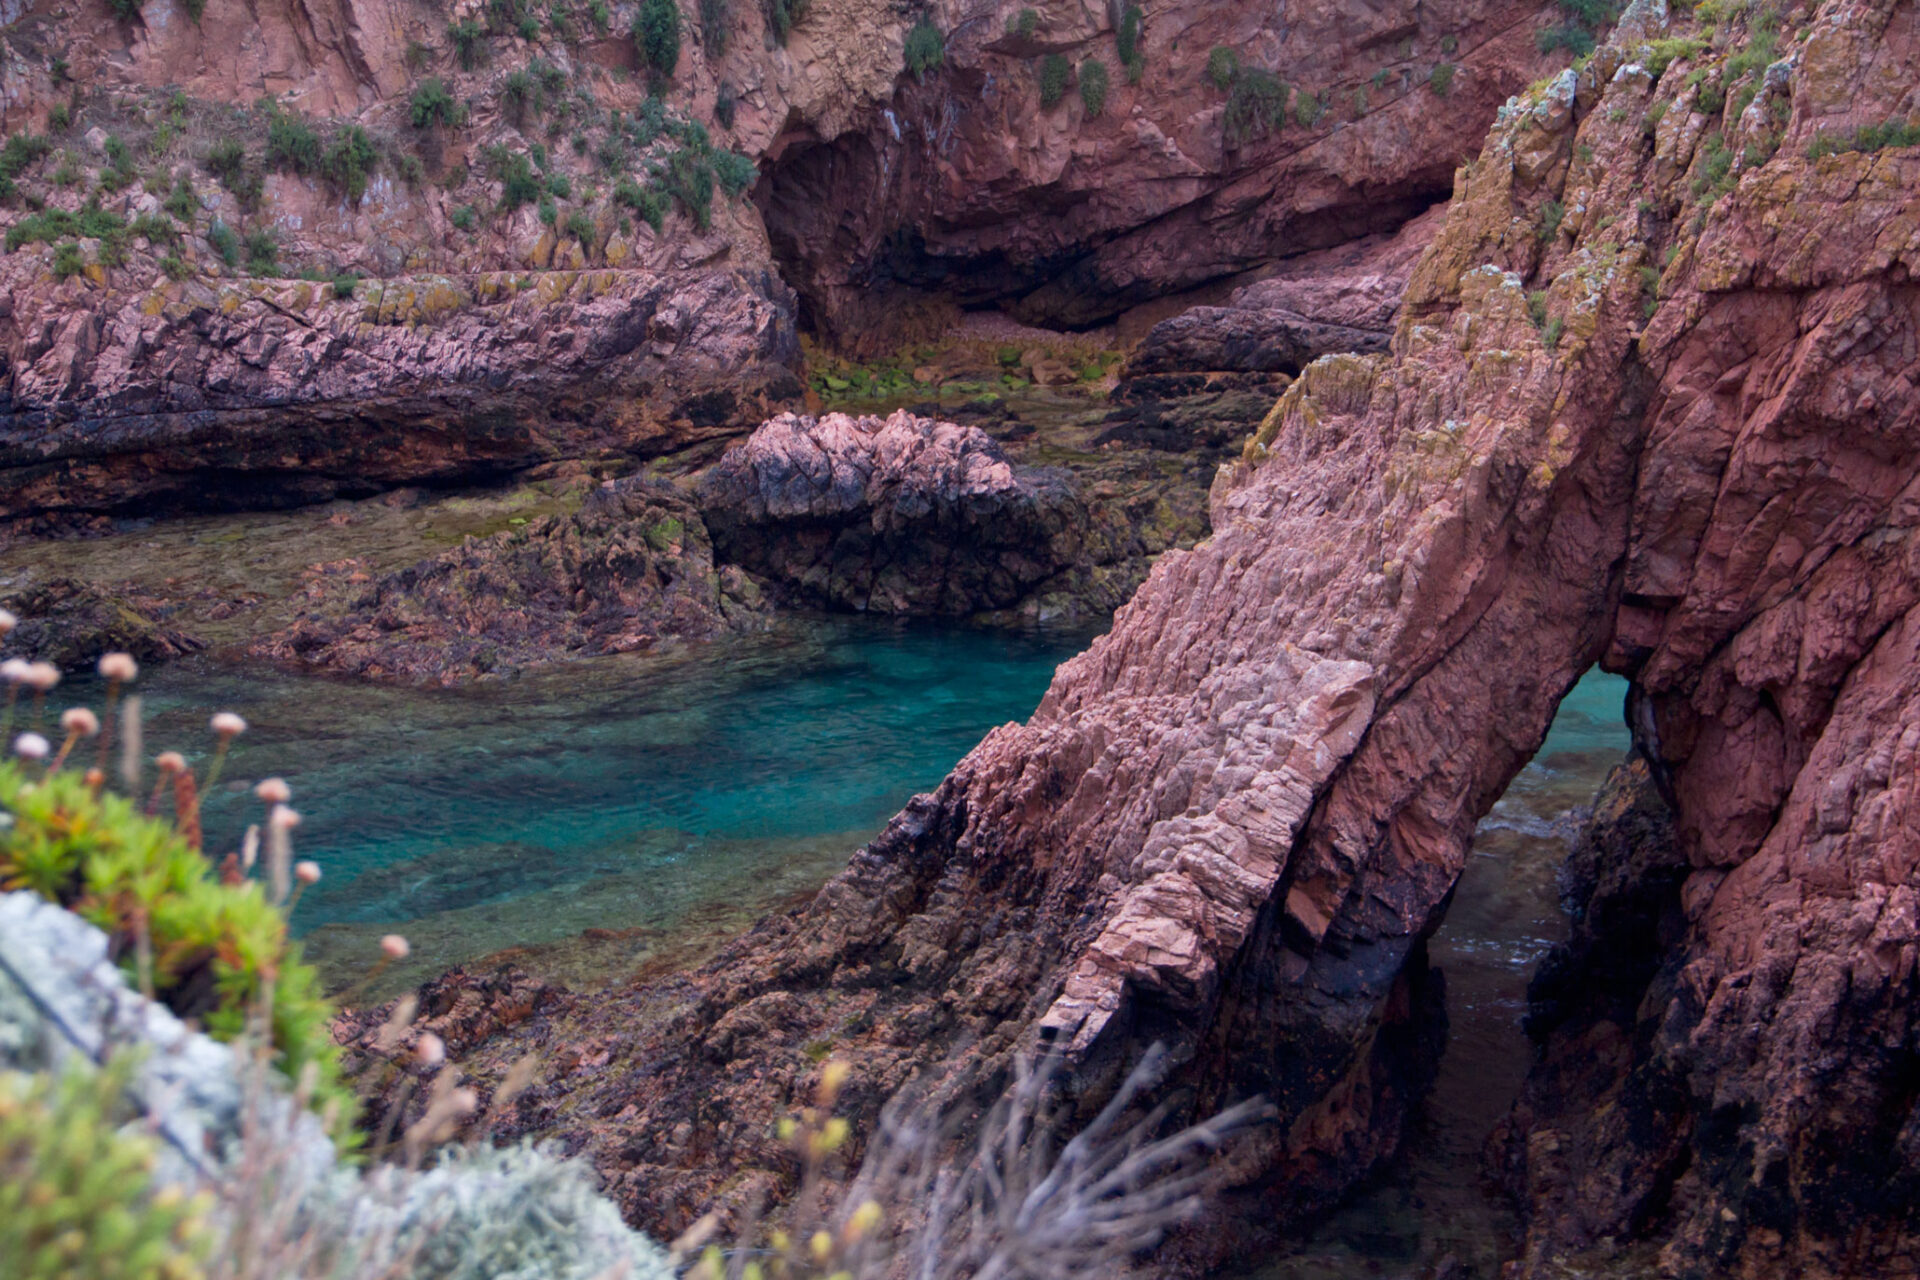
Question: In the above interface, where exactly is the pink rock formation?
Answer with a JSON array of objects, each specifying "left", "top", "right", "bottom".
[{"left": 347, "top": 4, "right": 1920, "bottom": 1276}]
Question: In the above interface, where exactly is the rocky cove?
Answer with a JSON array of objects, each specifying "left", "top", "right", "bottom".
[{"left": 4, "top": 0, "right": 1920, "bottom": 1276}]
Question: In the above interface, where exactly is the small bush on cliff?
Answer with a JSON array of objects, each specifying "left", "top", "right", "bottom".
[
  {"left": 712, "top": 148, "right": 756, "bottom": 196},
  {"left": 243, "top": 225, "right": 277, "bottom": 273},
  {"left": 164, "top": 172, "right": 197, "bottom": 219},
  {"left": 1118, "top": 4, "right": 1144, "bottom": 81},
  {"left": 448, "top": 19, "right": 485, "bottom": 69},
  {"left": 564, "top": 208, "right": 595, "bottom": 246},
  {"left": 207, "top": 217, "right": 239, "bottom": 265},
  {"left": 98, "top": 135, "right": 139, "bottom": 192},
  {"left": 663, "top": 146, "right": 714, "bottom": 227},
  {"left": 0, "top": 132, "right": 50, "bottom": 202},
  {"left": 614, "top": 175, "right": 666, "bottom": 229},
  {"left": 487, "top": 147, "right": 543, "bottom": 211},
  {"left": 699, "top": 0, "right": 727, "bottom": 56},
  {"left": 905, "top": 16, "right": 944, "bottom": 81},
  {"left": 633, "top": 0, "right": 681, "bottom": 81},
  {"left": 322, "top": 125, "right": 380, "bottom": 201},
  {"left": 108, "top": 0, "right": 143, "bottom": 21},
  {"left": 1224, "top": 68, "right": 1290, "bottom": 145},
  {"left": 766, "top": 0, "right": 809, "bottom": 43},
  {"left": 49, "top": 240, "right": 85, "bottom": 279},
  {"left": 331, "top": 272, "right": 359, "bottom": 298},
  {"left": 131, "top": 211, "right": 179, "bottom": 246},
  {"left": 714, "top": 80, "right": 736, "bottom": 129},
  {"left": 1429, "top": 61, "right": 1455, "bottom": 96},
  {"left": 1807, "top": 116, "right": 1920, "bottom": 158},
  {"left": 1206, "top": 45, "right": 1238, "bottom": 90},
  {"left": 1538, "top": 198, "right": 1565, "bottom": 241},
  {"left": 1039, "top": 53, "right": 1072, "bottom": 107},
  {"left": 409, "top": 78, "right": 462, "bottom": 129},
  {"left": 1079, "top": 58, "right": 1110, "bottom": 116},
  {"left": 265, "top": 106, "right": 322, "bottom": 176},
  {"left": 450, "top": 202, "right": 478, "bottom": 230},
  {"left": 0, "top": 1057, "right": 216, "bottom": 1280},
  {"left": 1538, "top": 23, "right": 1595, "bottom": 56}
]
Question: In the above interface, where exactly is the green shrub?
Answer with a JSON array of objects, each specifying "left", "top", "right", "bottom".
[
  {"left": 52, "top": 152, "right": 81, "bottom": 187},
  {"left": 1644, "top": 35, "right": 1707, "bottom": 76},
  {"left": 1543, "top": 316, "right": 1565, "bottom": 349},
  {"left": 181, "top": 0, "right": 204, "bottom": 19},
  {"left": 1221, "top": 68, "right": 1288, "bottom": 145},
  {"left": 265, "top": 107, "right": 322, "bottom": 175},
  {"left": 1440, "top": 32, "right": 1458, "bottom": 54},
  {"left": 1008, "top": 6, "right": 1038, "bottom": 38},
  {"left": 1538, "top": 197, "right": 1566, "bottom": 241},
  {"left": 1039, "top": 52, "right": 1071, "bottom": 107},
  {"left": 410, "top": 77, "right": 461, "bottom": 128},
  {"left": 207, "top": 217, "right": 239, "bottom": 265},
  {"left": 633, "top": 0, "right": 681, "bottom": 79},
  {"left": 331, "top": 272, "right": 359, "bottom": 298},
  {"left": 47, "top": 103, "right": 70, "bottom": 132},
  {"left": 322, "top": 125, "right": 379, "bottom": 201},
  {"left": 0, "top": 1057, "right": 215, "bottom": 1280},
  {"left": 1294, "top": 88, "right": 1325, "bottom": 126},
  {"left": 50, "top": 240, "right": 85, "bottom": 278},
  {"left": 714, "top": 81, "right": 736, "bottom": 130},
  {"left": 614, "top": 174, "right": 665, "bottom": 229},
  {"left": 589, "top": 0, "right": 611, "bottom": 29},
  {"left": 1538, "top": 23, "right": 1595, "bottom": 56},
  {"left": 1691, "top": 132, "right": 1733, "bottom": 202},
  {"left": 1206, "top": 45, "right": 1238, "bottom": 90},
  {"left": 0, "top": 131, "right": 50, "bottom": 203},
  {"left": 202, "top": 137, "right": 245, "bottom": 184},
  {"left": 664, "top": 146, "right": 713, "bottom": 227},
  {"left": 160, "top": 252, "right": 191, "bottom": 280},
  {"left": 0, "top": 761, "right": 350, "bottom": 1136},
  {"left": 905, "top": 17, "right": 944, "bottom": 81},
  {"left": 1429, "top": 61, "right": 1455, "bottom": 96},
  {"left": 537, "top": 195, "right": 557, "bottom": 224},
  {"left": 712, "top": 148, "right": 755, "bottom": 196},
  {"left": 1807, "top": 116, "right": 1920, "bottom": 158},
  {"left": 163, "top": 173, "right": 197, "bottom": 219},
  {"left": 489, "top": 147, "right": 543, "bottom": 210},
  {"left": 242, "top": 225, "right": 277, "bottom": 273},
  {"left": 503, "top": 70, "right": 539, "bottom": 124},
  {"left": 1527, "top": 288, "right": 1548, "bottom": 329},
  {"left": 546, "top": 170, "right": 572, "bottom": 197},
  {"left": 700, "top": 0, "right": 727, "bottom": 56},
  {"left": 1077, "top": 58, "right": 1110, "bottom": 116},
  {"left": 131, "top": 211, "right": 178, "bottom": 245},
  {"left": 450, "top": 202, "right": 479, "bottom": 230},
  {"left": 448, "top": 18, "right": 486, "bottom": 70},
  {"left": 107, "top": 0, "right": 142, "bottom": 19},
  {"left": 1117, "top": 4, "right": 1143, "bottom": 73},
  {"left": 99, "top": 136, "right": 138, "bottom": 192},
  {"left": 766, "top": 0, "right": 808, "bottom": 42},
  {"left": 563, "top": 208, "right": 595, "bottom": 243},
  {"left": 392, "top": 150, "right": 425, "bottom": 186},
  {"left": 6, "top": 202, "right": 128, "bottom": 251}
]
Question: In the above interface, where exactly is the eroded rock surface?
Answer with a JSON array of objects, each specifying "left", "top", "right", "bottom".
[
  {"left": 355, "top": 3, "right": 1920, "bottom": 1275},
  {"left": 259, "top": 476, "right": 764, "bottom": 683},
  {"left": 0, "top": 268, "right": 802, "bottom": 518},
  {"left": 696, "top": 409, "right": 1130, "bottom": 618},
  {"left": 0, "top": 576, "right": 200, "bottom": 667}
]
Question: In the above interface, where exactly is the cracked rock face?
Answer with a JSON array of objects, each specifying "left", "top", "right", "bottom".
[{"left": 362, "top": 3, "right": 1920, "bottom": 1274}]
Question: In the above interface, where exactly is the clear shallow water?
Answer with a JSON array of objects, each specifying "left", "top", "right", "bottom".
[
  {"left": 1245, "top": 669, "right": 1630, "bottom": 1280},
  {"left": 125, "top": 619, "right": 1091, "bottom": 995}
]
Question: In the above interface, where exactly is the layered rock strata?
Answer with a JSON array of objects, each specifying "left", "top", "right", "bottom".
[
  {"left": 0, "top": 268, "right": 802, "bottom": 518},
  {"left": 346, "top": 2, "right": 1920, "bottom": 1275}
]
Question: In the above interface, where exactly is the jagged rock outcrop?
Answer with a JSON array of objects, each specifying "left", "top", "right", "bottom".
[
  {"left": 354, "top": 2, "right": 1920, "bottom": 1275},
  {"left": 695, "top": 408, "right": 1121, "bottom": 616},
  {"left": 0, "top": 576, "right": 200, "bottom": 666},
  {"left": 0, "top": 267, "right": 802, "bottom": 517},
  {"left": 258, "top": 475, "right": 764, "bottom": 683}
]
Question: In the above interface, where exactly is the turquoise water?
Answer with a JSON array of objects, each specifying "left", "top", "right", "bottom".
[
  {"left": 127, "top": 619, "right": 1090, "bottom": 993},
  {"left": 1249, "top": 668, "right": 1631, "bottom": 1279}
]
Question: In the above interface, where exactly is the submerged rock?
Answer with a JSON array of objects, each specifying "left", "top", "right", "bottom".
[
  {"left": 258, "top": 476, "right": 765, "bottom": 684},
  {"left": 696, "top": 409, "right": 1118, "bottom": 617}
]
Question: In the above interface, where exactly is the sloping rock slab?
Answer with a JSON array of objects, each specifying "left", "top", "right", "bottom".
[{"left": 1124, "top": 305, "right": 1391, "bottom": 376}]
